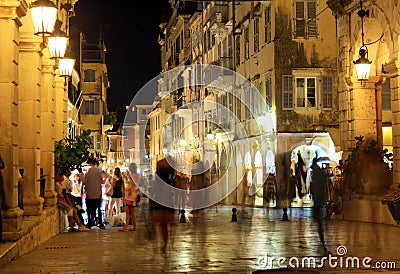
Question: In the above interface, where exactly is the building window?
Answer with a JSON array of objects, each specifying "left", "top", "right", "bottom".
[
  {"left": 264, "top": 6, "right": 271, "bottom": 43},
  {"left": 294, "top": 0, "right": 318, "bottom": 39},
  {"left": 235, "top": 35, "right": 241, "bottom": 67},
  {"left": 382, "top": 79, "right": 391, "bottom": 111},
  {"left": 252, "top": 83, "right": 263, "bottom": 116},
  {"left": 219, "top": 93, "right": 228, "bottom": 128},
  {"left": 265, "top": 78, "right": 272, "bottom": 111},
  {"left": 84, "top": 69, "right": 96, "bottom": 82},
  {"left": 282, "top": 75, "right": 293, "bottom": 109},
  {"left": 175, "top": 35, "right": 181, "bottom": 54},
  {"left": 321, "top": 76, "right": 333, "bottom": 109},
  {"left": 89, "top": 135, "right": 95, "bottom": 149},
  {"left": 244, "top": 25, "right": 249, "bottom": 60},
  {"left": 82, "top": 99, "right": 100, "bottom": 115},
  {"left": 254, "top": 17, "right": 259, "bottom": 53},
  {"left": 228, "top": 33, "right": 233, "bottom": 68},
  {"left": 207, "top": 29, "right": 211, "bottom": 51},
  {"left": 296, "top": 77, "right": 316, "bottom": 108},
  {"left": 96, "top": 134, "right": 102, "bottom": 150},
  {"left": 296, "top": 77, "right": 316, "bottom": 107}
]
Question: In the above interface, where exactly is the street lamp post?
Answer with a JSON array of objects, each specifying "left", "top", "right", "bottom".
[{"left": 353, "top": 0, "right": 372, "bottom": 83}]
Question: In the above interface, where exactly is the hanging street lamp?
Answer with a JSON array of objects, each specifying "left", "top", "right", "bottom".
[
  {"left": 58, "top": 57, "right": 75, "bottom": 83},
  {"left": 47, "top": 20, "right": 68, "bottom": 59},
  {"left": 353, "top": 0, "right": 372, "bottom": 83},
  {"left": 354, "top": 46, "right": 372, "bottom": 81},
  {"left": 30, "top": 0, "right": 58, "bottom": 37}
]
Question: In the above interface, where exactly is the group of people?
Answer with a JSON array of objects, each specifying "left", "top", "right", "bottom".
[{"left": 56, "top": 161, "right": 140, "bottom": 232}]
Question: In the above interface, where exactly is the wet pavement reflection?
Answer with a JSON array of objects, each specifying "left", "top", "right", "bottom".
[{"left": 1, "top": 200, "right": 400, "bottom": 273}]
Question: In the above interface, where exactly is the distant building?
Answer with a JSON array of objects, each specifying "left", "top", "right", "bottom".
[
  {"left": 153, "top": 0, "right": 340, "bottom": 208},
  {"left": 79, "top": 37, "right": 112, "bottom": 162}
]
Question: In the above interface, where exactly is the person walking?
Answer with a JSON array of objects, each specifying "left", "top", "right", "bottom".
[
  {"left": 83, "top": 160, "right": 105, "bottom": 229},
  {"left": 0, "top": 154, "right": 8, "bottom": 242},
  {"left": 108, "top": 167, "right": 124, "bottom": 220},
  {"left": 310, "top": 158, "right": 328, "bottom": 251},
  {"left": 149, "top": 158, "right": 175, "bottom": 254}
]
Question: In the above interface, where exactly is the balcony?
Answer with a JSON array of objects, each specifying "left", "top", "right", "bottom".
[{"left": 209, "top": 2, "right": 229, "bottom": 27}]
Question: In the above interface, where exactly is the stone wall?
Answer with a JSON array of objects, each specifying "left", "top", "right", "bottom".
[
  {"left": 2, "top": 206, "right": 63, "bottom": 262},
  {"left": 342, "top": 195, "right": 397, "bottom": 225}
]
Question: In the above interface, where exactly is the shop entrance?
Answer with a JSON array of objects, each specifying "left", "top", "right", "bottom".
[{"left": 290, "top": 144, "right": 331, "bottom": 207}]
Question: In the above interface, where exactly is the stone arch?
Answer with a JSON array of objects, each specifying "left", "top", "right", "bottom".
[
  {"left": 254, "top": 150, "right": 263, "bottom": 187},
  {"left": 254, "top": 151, "right": 263, "bottom": 168},
  {"left": 244, "top": 151, "right": 252, "bottom": 170},
  {"left": 266, "top": 149, "right": 276, "bottom": 174}
]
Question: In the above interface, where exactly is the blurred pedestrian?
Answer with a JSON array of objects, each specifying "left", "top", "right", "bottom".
[
  {"left": 17, "top": 169, "right": 24, "bottom": 209},
  {"left": 190, "top": 161, "right": 207, "bottom": 215},
  {"left": 101, "top": 171, "right": 112, "bottom": 223},
  {"left": 84, "top": 160, "right": 105, "bottom": 229},
  {"left": 263, "top": 173, "right": 276, "bottom": 207},
  {"left": 149, "top": 158, "right": 175, "bottom": 254},
  {"left": 119, "top": 167, "right": 139, "bottom": 232},
  {"left": 0, "top": 154, "right": 8, "bottom": 241},
  {"left": 310, "top": 158, "right": 328, "bottom": 251},
  {"left": 108, "top": 167, "right": 124, "bottom": 220},
  {"left": 174, "top": 171, "right": 188, "bottom": 211}
]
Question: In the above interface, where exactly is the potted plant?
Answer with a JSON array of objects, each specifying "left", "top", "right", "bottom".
[
  {"left": 54, "top": 130, "right": 105, "bottom": 174},
  {"left": 342, "top": 136, "right": 392, "bottom": 196}
]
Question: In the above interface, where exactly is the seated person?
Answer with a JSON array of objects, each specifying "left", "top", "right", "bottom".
[{"left": 55, "top": 172, "right": 89, "bottom": 232}]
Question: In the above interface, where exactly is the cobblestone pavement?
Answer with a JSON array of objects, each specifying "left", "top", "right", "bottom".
[{"left": 1, "top": 200, "right": 400, "bottom": 273}]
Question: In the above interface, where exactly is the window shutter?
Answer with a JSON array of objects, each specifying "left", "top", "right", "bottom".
[
  {"left": 282, "top": 75, "right": 293, "bottom": 109},
  {"left": 244, "top": 26, "right": 249, "bottom": 60},
  {"left": 96, "top": 134, "right": 102, "bottom": 150},
  {"left": 295, "top": 2, "right": 305, "bottom": 38},
  {"left": 382, "top": 80, "right": 391, "bottom": 110},
  {"left": 235, "top": 35, "right": 241, "bottom": 67},
  {"left": 264, "top": 6, "right": 271, "bottom": 43},
  {"left": 89, "top": 135, "right": 95, "bottom": 149},
  {"left": 265, "top": 78, "right": 272, "bottom": 111},
  {"left": 84, "top": 69, "right": 96, "bottom": 82},
  {"left": 95, "top": 100, "right": 100, "bottom": 114},
  {"left": 321, "top": 76, "right": 333, "bottom": 109},
  {"left": 254, "top": 17, "right": 259, "bottom": 53},
  {"left": 307, "top": 1, "right": 317, "bottom": 39}
]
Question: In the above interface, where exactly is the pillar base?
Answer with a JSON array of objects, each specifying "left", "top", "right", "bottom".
[
  {"left": 2, "top": 207, "right": 24, "bottom": 241},
  {"left": 44, "top": 190, "right": 58, "bottom": 208},
  {"left": 23, "top": 196, "right": 44, "bottom": 216}
]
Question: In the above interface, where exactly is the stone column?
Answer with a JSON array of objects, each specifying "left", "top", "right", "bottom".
[
  {"left": 384, "top": 61, "right": 400, "bottom": 188},
  {"left": 347, "top": 79, "right": 379, "bottom": 143},
  {"left": 0, "top": 0, "right": 27, "bottom": 240},
  {"left": 54, "top": 75, "right": 68, "bottom": 142},
  {"left": 18, "top": 23, "right": 44, "bottom": 216},
  {"left": 41, "top": 51, "right": 57, "bottom": 207}
]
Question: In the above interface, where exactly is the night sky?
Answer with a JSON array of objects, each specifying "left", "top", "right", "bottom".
[{"left": 70, "top": 0, "right": 171, "bottom": 116}]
